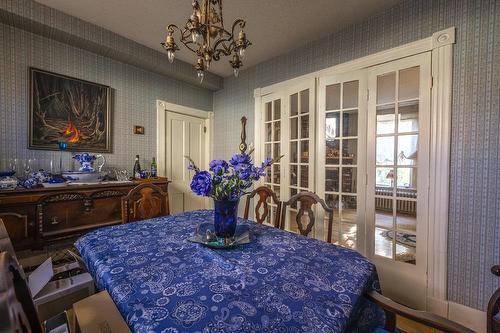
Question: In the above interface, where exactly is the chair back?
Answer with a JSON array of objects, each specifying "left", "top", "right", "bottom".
[
  {"left": 488, "top": 265, "right": 500, "bottom": 333},
  {"left": 121, "top": 183, "right": 170, "bottom": 223},
  {"left": 243, "top": 186, "right": 282, "bottom": 227},
  {"left": 281, "top": 191, "right": 334, "bottom": 241},
  {"left": 0, "top": 251, "right": 42, "bottom": 333}
]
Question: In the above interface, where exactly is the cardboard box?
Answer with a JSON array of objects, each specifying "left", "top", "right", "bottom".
[
  {"left": 27, "top": 257, "right": 95, "bottom": 321},
  {"left": 35, "top": 272, "right": 94, "bottom": 321},
  {"left": 73, "top": 291, "right": 131, "bottom": 333}
]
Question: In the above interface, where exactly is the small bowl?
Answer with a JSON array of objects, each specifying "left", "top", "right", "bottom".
[
  {"left": 0, "top": 170, "right": 15, "bottom": 177},
  {"left": 62, "top": 171, "right": 102, "bottom": 183}
]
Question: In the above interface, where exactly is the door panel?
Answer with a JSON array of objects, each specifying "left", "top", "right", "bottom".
[
  {"left": 260, "top": 93, "right": 284, "bottom": 227},
  {"left": 166, "top": 112, "right": 207, "bottom": 213},
  {"left": 366, "top": 52, "right": 431, "bottom": 309},
  {"left": 283, "top": 80, "right": 316, "bottom": 234},
  {"left": 318, "top": 71, "right": 367, "bottom": 252}
]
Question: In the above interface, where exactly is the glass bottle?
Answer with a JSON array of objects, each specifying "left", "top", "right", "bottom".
[
  {"left": 151, "top": 157, "right": 157, "bottom": 178},
  {"left": 133, "top": 155, "right": 142, "bottom": 179}
]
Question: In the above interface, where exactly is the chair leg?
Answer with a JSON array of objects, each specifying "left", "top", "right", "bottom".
[{"left": 384, "top": 309, "right": 396, "bottom": 332}]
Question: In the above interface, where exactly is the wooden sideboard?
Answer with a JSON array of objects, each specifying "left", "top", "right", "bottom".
[{"left": 0, "top": 178, "right": 169, "bottom": 250}]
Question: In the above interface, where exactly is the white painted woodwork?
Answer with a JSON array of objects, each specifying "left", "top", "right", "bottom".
[
  {"left": 366, "top": 52, "right": 431, "bottom": 309},
  {"left": 317, "top": 71, "right": 367, "bottom": 253},
  {"left": 156, "top": 100, "right": 213, "bottom": 212},
  {"left": 165, "top": 112, "right": 206, "bottom": 213}
]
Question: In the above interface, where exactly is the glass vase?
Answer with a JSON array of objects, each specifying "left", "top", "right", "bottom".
[{"left": 213, "top": 199, "right": 239, "bottom": 238}]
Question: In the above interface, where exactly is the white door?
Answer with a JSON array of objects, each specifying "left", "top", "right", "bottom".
[
  {"left": 282, "top": 79, "right": 316, "bottom": 234},
  {"left": 317, "top": 71, "right": 367, "bottom": 252},
  {"left": 259, "top": 93, "right": 284, "bottom": 226},
  {"left": 366, "top": 52, "right": 431, "bottom": 309},
  {"left": 165, "top": 111, "right": 207, "bottom": 213}
]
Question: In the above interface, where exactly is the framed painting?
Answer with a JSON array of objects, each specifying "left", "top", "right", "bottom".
[{"left": 29, "top": 68, "right": 112, "bottom": 152}]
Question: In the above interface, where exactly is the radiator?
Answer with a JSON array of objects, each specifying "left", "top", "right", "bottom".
[{"left": 375, "top": 187, "right": 416, "bottom": 215}]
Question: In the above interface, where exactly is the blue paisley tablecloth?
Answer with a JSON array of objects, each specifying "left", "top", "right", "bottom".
[{"left": 75, "top": 210, "right": 384, "bottom": 333}]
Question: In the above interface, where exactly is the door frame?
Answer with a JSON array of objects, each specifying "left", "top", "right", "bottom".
[
  {"left": 156, "top": 99, "right": 214, "bottom": 183},
  {"left": 253, "top": 27, "right": 455, "bottom": 315}
]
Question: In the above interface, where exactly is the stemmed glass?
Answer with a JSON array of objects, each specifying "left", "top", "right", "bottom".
[{"left": 23, "top": 159, "right": 32, "bottom": 177}]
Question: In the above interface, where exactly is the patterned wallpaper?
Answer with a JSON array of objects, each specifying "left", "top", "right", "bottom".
[
  {"left": 0, "top": 22, "right": 213, "bottom": 172},
  {"left": 213, "top": 0, "right": 500, "bottom": 311}
]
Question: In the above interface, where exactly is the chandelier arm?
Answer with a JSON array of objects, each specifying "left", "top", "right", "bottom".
[
  {"left": 230, "top": 19, "right": 246, "bottom": 37},
  {"left": 212, "top": 39, "right": 235, "bottom": 61},
  {"left": 167, "top": 24, "right": 182, "bottom": 35},
  {"left": 213, "top": 45, "right": 233, "bottom": 61},
  {"left": 205, "top": 24, "right": 232, "bottom": 38},
  {"left": 180, "top": 39, "right": 203, "bottom": 56}
]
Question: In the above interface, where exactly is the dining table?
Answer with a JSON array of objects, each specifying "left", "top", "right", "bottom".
[{"left": 75, "top": 209, "right": 385, "bottom": 332}]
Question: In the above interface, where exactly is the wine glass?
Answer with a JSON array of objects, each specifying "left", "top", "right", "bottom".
[
  {"left": 9, "top": 158, "right": 18, "bottom": 173},
  {"left": 23, "top": 159, "right": 35, "bottom": 177}
]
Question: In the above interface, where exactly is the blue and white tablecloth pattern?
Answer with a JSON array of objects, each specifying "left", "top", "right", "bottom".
[{"left": 75, "top": 210, "right": 384, "bottom": 333}]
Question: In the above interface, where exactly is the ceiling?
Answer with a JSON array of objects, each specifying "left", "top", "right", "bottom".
[{"left": 35, "top": 0, "right": 401, "bottom": 77}]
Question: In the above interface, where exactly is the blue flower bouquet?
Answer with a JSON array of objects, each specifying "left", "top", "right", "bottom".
[{"left": 186, "top": 148, "right": 281, "bottom": 238}]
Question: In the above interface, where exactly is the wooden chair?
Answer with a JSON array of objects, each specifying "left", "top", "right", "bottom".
[
  {"left": 488, "top": 265, "right": 500, "bottom": 333},
  {"left": 367, "top": 290, "right": 475, "bottom": 333},
  {"left": 0, "top": 251, "right": 42, "bottom": 333},
  {"left": 243, "top": 186, "right": 282, "bottom": 228},
  {"left": 280, "top": 191, "right": 334, "bottom": 241},
  {"left": 121, "top": 183, "right": 170, "bottom": 223}
]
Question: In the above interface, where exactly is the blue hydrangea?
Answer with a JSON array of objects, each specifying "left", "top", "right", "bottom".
[
  {"left": 190, "top": 171, "right": 212, "bottom": 196},
  {"left": 229, "top": 153, "right": 251, "bottom": 169},
  {"left": 209, "top": 159, "right": 228, "bottom": 175}
]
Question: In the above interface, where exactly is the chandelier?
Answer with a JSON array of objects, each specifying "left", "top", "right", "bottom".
[{"left": 161, "top": 0, "right": 251, "bottom": 83}]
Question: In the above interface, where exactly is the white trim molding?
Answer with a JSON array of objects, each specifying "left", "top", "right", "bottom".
[
  {"left": 426, "top": 25, "right": 455, "bottom": 315},
  {"left": 156, "top": 99, "right": 213, "bottom": 178}
]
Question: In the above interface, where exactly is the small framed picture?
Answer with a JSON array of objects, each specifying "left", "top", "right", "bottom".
[{"left": 134, "top": 126, "right": 145, "bottom": 135}]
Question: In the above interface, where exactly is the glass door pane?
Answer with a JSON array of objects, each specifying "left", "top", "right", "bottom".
[
  {"left": 287, "top": 87, "right": 314, "bottom": 233},
  {"left": 366, "top": 52, "right": 431, "bottom": 310},
  {"left": 320, "top": 75, "right": 365, "bottom": 250},
  {"left": 324, "top": 80, "right": 359, "bottom": 248},
  {"left": 262, "top": 97, "right": 282, "bottom": 226},
  {"left": 373, "top": 67, "right": 419, "bottom": 264}
]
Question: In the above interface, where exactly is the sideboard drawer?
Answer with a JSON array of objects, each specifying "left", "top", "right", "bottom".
[{"left": 38, "top": 192, "right": 124, "bottom": 238}]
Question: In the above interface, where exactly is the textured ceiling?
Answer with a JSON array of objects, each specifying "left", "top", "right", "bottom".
[{"left": 35, "top": 0, "right": 401, "bottom": 77}]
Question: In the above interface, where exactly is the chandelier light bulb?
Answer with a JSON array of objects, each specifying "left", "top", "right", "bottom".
[
  {"left": 238, "top": 47, "right": 245, "bottom": 59},
  {"left": 192, "top": 31, "right": 200, "bottom": 43},
  {"left": 197, "top": 69, "right": 205, "bottom": 83},
  {"left": 167, "top": 50, "right": 175, "bottom": 63},
  {"left": 233, "top": 67, "right": 239, "bottom": 77}
]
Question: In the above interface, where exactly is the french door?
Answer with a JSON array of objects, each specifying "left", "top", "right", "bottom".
[
  {"left": 260, "top": 79, "right": 315, "bottom": 230},
  {"left": 317, "top": 71, "right": 367, "bottom": 253},
  {"left": 366, "top": 53, "right": 431, "bottom": 309},
  {"left": 257, "top": 53, "right": 432, "bottom": 309},
  {"left": 261, "top": 93, "right": 285, "bottom": 227}
]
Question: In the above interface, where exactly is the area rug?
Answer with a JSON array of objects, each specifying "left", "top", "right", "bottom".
[{"left": 381, "top": 230, "right": 416, "bottom": 248}]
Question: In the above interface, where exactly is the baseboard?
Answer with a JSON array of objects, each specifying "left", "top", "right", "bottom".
[
  {"left": 426, "top": 297, "right": 486, "bottom": 332},
  {"left": 427, "top": 296, "right": 448, "bottom": 317},
  {"left": 448, "top": 301, "right": 486, "bottom": 333}
]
